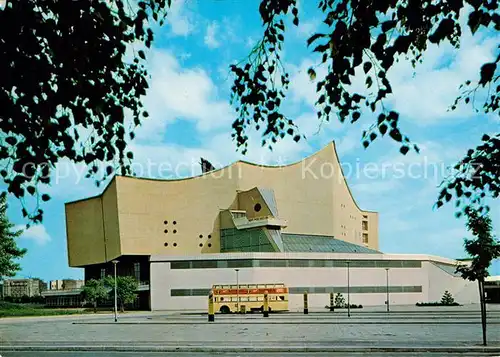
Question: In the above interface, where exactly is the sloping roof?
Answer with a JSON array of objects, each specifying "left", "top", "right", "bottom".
[
  {"left": 282, "top": 234, "right": 380, "bottom": 254},
  {"left": 431, "top": 262, "right": 462, "bottom": 277},
  {"left": 257, "top": 187, "right": 279, "bottom": 217}
]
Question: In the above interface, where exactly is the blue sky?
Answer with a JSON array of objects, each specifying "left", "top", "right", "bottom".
[{"left": 4, "top": 0, "right": 499, "bottom": 281}]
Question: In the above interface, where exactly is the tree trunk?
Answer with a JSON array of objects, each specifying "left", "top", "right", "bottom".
[
  {"left": 120, "top": 303, "right": 125, "bottom": 313},
  {"left": 93, "top": 301, "right": 97, "bottom": 314},
  {"left": 478, "top": 279, "right": 487, "bottom": 346}
]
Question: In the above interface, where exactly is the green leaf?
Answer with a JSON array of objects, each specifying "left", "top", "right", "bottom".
[
  {"left": 363, "top": 62, "right": 372, "bottom": 74},
  {"left": 307, "top": 68, "right": 317, "bottom": 80},
  {"left": 479, "top": 63, "right": 496, "bottom": 86},
  {"left": 366, "top": 76, "right": 373, "bottom": 88},
  {"left": 468, "top": 10, "right": 482, "bottom": 35},
  {"left": 307, "top": 33, "right": 325, "bottom": 47},
  {"left": 389, "top": 128, "right": 402, "bottom": 142},
  {"left": 381, "top": 20, "right": 397, "bottom": 32},
  {"left": 5, "top": 137, "right": 17, "bottom": 145}
]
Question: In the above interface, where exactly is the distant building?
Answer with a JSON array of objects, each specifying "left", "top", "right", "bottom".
[
  {"left": 49, "top": 279, "right": 84, "bottom": 290},
  {"left": 42, "top": 289, "right": 84, "bottom": 307},
  {"left": 485, "top": 276, "right": 500, "bottom": 303},
  {"left": 42, "top": 279, "right": 85, "bottom": 307},
  {"left": 2, "top": 278, "right": 47, "bottom": 298}
]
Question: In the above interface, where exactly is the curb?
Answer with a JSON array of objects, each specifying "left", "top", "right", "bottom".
[
  {"left": 72, "top": 320, "right": 500, "bottom": 325},
  {"left": 2, "top": 345, "right": 500, "bottom": 353}
]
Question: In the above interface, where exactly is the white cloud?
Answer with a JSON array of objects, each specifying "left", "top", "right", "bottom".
[
  {"left": 288, "top": 58, "right": 325, "bottom": 107},
  {"left": 385, "top": 28, "right": 498, "bottom": 125},
  {"left": 335, "top": 130, "right": 362, "bottom": 156},
  {"left": 166, "top": 0, "right": 193, "bottom": 36},
  {"left": 16, "top": 224, "right": 51, "bottom": 245},
  {"left": 204, "top": 21, "right": 220, "bottom": 49},
  {"left": 129, "top": 129, "right": 312, "bottom": 180},
  {"left": 245, "top": 37, "right": 256, "bottom": 49},
  {"left": 294, "top": 112, "right": 342, "bottom": 139},
  {"left": 294, "top": 19, "right": 320, "bottom": 40},
  {"left": 134, "top": 49, "right": 234, "bottom": 142},
  {"left": 286, "top": 10, "right": 498, "bottom": 127}
]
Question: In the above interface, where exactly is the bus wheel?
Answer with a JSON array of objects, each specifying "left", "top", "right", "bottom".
[{"left": 220, "top": 305, "right": 230, "bottom": 314}]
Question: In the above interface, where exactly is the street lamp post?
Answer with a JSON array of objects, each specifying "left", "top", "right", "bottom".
[
  {"left": 235, "top": 269, "right": 240, "bottom": 314},
  {"left": 347, "top": 261, "right": 350, "bottom": 318},
  {"left": 112, "top": 260, "right": 119, "bottom": 322},
  {"left": 385, "top": 268, "right": 390, "bottom": 312}
]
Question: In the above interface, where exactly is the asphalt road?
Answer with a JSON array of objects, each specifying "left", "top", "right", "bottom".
[{"left": 2, "top": 353, "right": 498, "bottom": 357}]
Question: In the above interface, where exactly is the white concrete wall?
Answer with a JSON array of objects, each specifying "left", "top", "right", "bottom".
[
  {"left": 152, "top": 265, "right": 431, "bottom": 310},
  {"left": 149, "top": 253, "right": 477, "bottom": 311},
  {"left": 423, "top": 261, "right": 479, "bottom": 304}
]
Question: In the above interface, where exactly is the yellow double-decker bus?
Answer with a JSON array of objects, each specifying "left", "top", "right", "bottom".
[{"left": 212, "top": 283, "right": 288, "bottom": 314}]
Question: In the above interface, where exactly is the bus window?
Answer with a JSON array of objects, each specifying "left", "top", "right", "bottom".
[
  {"left": 220, "top": 297, "right": 224, "bottom": 301},
  {"left": 279, "top": 296, "right": 285, "bottom": 301}
]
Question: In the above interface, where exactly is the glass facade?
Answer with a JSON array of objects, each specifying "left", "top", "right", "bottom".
[
  {"left": 220, "top": 230, "right": 381, "bottom": 254},
  {"left": 134, "top": 263, "right": 141, "bottom": 282},
  {"left": 220, "top": 228, "right": 275, "bottom": 253},
  {"left": 289, "top": 286, "right": 423, "bottom": 294},
  {"left": 45, "top": 294, "right": 84, "bottom": 307},
  {"left": 281, "top": 233, "right": 379, "bottom": 253},
  {"left": 170, "top": 259, "right": 422, "bottom": 270}
]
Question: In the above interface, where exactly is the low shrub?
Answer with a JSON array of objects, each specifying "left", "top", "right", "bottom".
[
  {"left": 325, "top": 304, "right": 363, "bottom": 309},
  {"left": 416, "top": 302, "right": 461, "bottom": 307}
]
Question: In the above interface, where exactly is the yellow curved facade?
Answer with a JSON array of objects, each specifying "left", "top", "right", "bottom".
[{"left": 65, "top": 141, "right": 379, "bottom": 267}]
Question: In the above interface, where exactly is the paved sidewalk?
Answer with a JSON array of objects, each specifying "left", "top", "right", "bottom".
[{"left": 2, "top": 307, "right": 499, "bottom": 353}]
